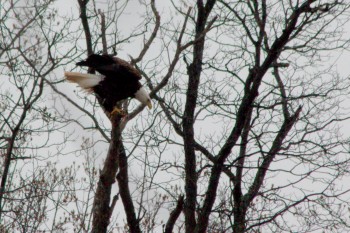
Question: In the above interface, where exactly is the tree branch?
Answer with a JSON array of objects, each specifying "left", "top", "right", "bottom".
[
  {"left": 78, "top": 0, "right": 93, "bottom": 56},
  {"left": 196, "top": 2, "right": 316, "bottom": 232},
  {"left": 116, "top": 138, "right": 141, "bottom": 233},
  {"left": 98, "top": 9, "right": 108, "bottom": 54},
  {"left": 164, "top": 195, "right": 184, "bottom": 233},
  {"left": 244, "top": 106, "right": 302, "bottom": 204},
  {"left": 91, "top": 114, "right": 125, "bottom": 233},
  {"left": 183, "top": 1, "right": 217, "bottom": 232},
  {"left": 131, "top": 0, "right": 160, "bottom": 66}
]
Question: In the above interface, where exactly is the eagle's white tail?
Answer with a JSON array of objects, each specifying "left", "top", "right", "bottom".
[{"left": 64, "top": 72, "right": 104, "bottom": 90}]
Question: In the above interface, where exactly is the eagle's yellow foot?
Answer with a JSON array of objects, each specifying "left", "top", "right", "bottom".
[{"left": 110, "top": 107, "right": 126, "bottom": 117}]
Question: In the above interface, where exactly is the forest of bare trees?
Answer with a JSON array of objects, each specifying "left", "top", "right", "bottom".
[{"left": 2, "top": 0, "right": 350, "bottom": 232}]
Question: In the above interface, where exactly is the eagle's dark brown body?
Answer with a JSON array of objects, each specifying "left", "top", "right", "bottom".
[{"left": 65, "top": 54, "right": 152, "bottom": 114}]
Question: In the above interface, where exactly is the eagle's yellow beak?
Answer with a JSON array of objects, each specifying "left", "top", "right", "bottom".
[{"left": 147, "top": 100, "right": 153, "bottom": 109}]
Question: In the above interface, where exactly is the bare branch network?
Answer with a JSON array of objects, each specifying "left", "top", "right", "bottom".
[{"left": 1, "top": 0, "right": 350, "bottom": 233}]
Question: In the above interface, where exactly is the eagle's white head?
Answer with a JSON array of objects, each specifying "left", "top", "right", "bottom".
[{"left": 134, "top": 87, "right": 152, "bottom": 109}]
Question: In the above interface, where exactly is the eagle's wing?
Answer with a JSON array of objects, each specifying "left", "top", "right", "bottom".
[
  {"left": 112, "top": 57, "right": 142, "bottom": 80},
  {"left": 77, "top": 54, "right": 142, "bottom": 80},
  {"left": 97, "top": 56, "right": 142, "bottom": 81}
]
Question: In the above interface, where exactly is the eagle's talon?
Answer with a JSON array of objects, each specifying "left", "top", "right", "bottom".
[{"left": 110, "top": 107, "right": 126, "bottom": 117}]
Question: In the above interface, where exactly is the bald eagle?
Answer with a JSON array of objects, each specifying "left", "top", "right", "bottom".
[{"left": 64, "top": 54, "right": 152, "bottom": 116}]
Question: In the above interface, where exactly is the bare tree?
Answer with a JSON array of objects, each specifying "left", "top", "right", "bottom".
[
  {"left": 2, "top": 0, "right": 350, "bottom": 232},
  {"left": 0, "top": 0, "right": 96, "bottom": 232},
  {"left": 0, "top": 0, "right": 58, "bottom": 225},
  {"left": 130, "top": 0, "right": 350, "bottom": 232},
  {"left": 152, "top": 1, "right": 350, "bottom": 232}
]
